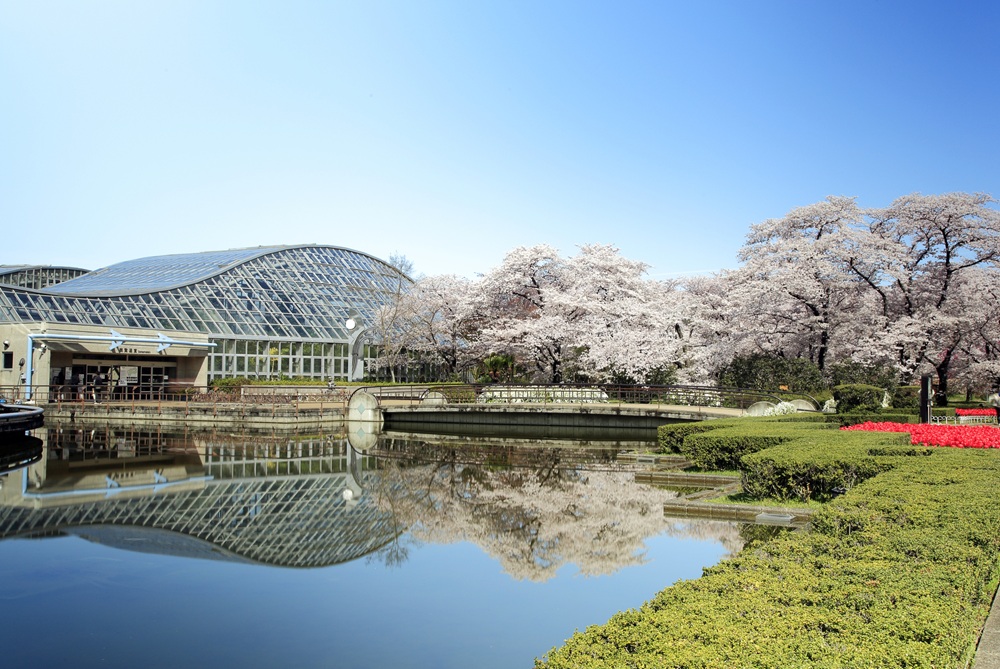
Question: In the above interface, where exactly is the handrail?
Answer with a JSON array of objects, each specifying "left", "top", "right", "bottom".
[
  {"left": 349, "top": 383, "right": 821, "bottom": 411},
  {"left": 0, "top": 404, "right": 45, "bottom": 432},
  {"left": 0, "top": 382, "right": 821, "bottom": 413},
  {"left": 0, "top": 384, "right": 349, "bottom": 412}
]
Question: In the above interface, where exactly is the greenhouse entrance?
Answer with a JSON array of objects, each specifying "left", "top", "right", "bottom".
[{"left": 51, "top": 356, "right": 179, "bottom": 401}]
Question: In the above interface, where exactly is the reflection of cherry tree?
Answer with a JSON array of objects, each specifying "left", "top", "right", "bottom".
[
  {"left": 663, "top": 518, "right": 745, "bottom": 556},
  {"left": 367, "top": 448, "right": 742, "bottom": 581}
]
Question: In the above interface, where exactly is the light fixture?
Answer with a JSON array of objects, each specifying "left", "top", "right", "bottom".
[
  {"left": 345, "top": 318, "right": 357, "bottom": 331},
  {"left": 2, "top": 340, "right": 8, "bottom": 349}
]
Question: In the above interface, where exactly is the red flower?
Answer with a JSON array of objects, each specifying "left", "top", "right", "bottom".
[
  {"left": 955, "top": 408, "right": 997, "bottom": 416},
  {"left": 842, "top": 421, "right": 1000, "bottom": 449}
]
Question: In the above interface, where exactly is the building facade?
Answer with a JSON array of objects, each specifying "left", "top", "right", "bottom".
[{"left": 0, "top": 245, "right": 408, "bottom": 400}]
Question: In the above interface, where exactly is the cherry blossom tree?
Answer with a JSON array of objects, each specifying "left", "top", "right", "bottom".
[
  {"left": 723, "top": 192, "right": 1000, "bottom": 395},
  {"left": 559, "top": 245, "right": 688, "bottom": 381},
  {"left": 958, "top": 269, "right": 1000, "bottom": 393},
  {"left": 368, "top": 254, "right": 416, "bottom": 381},
  {"left": 470, "top": 244, "right": 572, "bottom": 382},
  {"left": 394, "top": 273, "right": 477, "bottom": 379},
  {"left": 379, "top": 191, "right": 1000, "bottom": 394},
  {"left": 729, "top": 196, "right": 864, "bottom": 371},
  {"left": 849, "top": 192, "right": 1000, "bottom": 391},
  {"left": 470, "top": 244, "right": 689, "bottom": 382}
]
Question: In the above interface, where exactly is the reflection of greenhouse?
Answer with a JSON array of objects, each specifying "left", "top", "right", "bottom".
[{"left": 0, "top": 425, "right": 401, "bottom": 567}]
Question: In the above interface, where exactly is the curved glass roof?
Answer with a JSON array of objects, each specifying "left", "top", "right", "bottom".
[
  {"left": 47, "top": 246, "right": 289, "bottom": 296},
  {"left": 0, "top": 265, "right": 90, "bottom": 290},
  {"left": 0, "top": 265, "right": 89, "bottom": 275},
  {"left": 0, "top": 245, "right": 409, "bottom": 346}
]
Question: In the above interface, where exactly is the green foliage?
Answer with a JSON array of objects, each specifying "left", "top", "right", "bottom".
[
  {"left": 658, "top": 416, "right": 828, "bottom": 457},
  {"left": 823, "top": 412, "right": 918, "bottom": 426},
  {"left": 827, "top": 360, "right": 899, "bottom": 391},
  {"left": 717, "top": 353, "right": 826, "bottom": 392},
  {"left": 477, "top": 353, "right": 519, "bottom": 383},
  {"left": 893, "top": 384, "right": 922, "bottom": 409},
  {"left": 740, "top": 431, "right": 910, "bottom": 501},
  {"left": 833, "top": 383, "right": 885, "bottom": 413},
  {"left": 435, "top": 385, "right": 476, "bottom": 403},
  {"left": 538, "top": 423, "right": 1000, "bottom": 669},
  {"left": 657, "top": 421, "right": 722, "bottom": 454},
  {"left": 682, "top": 428, "right": 791, "bottom": 471},
  {"left": 209, "top": 377, "right": 246, "bottom": 390}
]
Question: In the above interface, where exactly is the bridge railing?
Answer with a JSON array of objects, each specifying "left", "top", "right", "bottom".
[
  {"left": 0, "top": 383, "right": 348, "bottom": 412},
  {"left": 1, "top": 382, "right": 819, "bottom": 413},
  {"left": 352, "top": 383, "right": 820, "bottom": 411}
]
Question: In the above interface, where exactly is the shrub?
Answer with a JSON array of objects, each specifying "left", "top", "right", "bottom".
[
  {"left": 893, "top": 385, "right": 921, "bottom": 409},
  {"left": 671, "top": 419, "right": 835, "bottom": 471},
  {"left": 538, "top": 426, "right": 1000, "bottom": 669},
  {"left": 823, "top": 412, "right": 917, "bottom": 426},
  {"left": 656, "top": 421, "right": 722, "bottom": 454},
  {"left": 833, "top": 383, "right": 885, "bottom": 413},
  {"left": 740, "top": 431, "right": 909, "bottom": 501},
  {"left": 717, "top": 352, "right": 826, "bottom": 392},
  {"left": 437, "top": 385, "right": 476, "bottom": 403},
  {"left": 682, "top": 429, "right": 791, "bottom": 470},
  {"left": 826, "top": 360, "right": 899, "bottom": 390},
  {"left": 210, "top": 377, "right": 246, "bottom": 390}
]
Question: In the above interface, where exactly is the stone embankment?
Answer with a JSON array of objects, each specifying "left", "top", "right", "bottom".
[{"left": 44, "top": 399, "right": 346, "bottom": 427}]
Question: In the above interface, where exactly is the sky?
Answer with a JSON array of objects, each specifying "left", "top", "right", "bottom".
[{"left": 2, "top": 1, "right": 998, "bottom": 280}]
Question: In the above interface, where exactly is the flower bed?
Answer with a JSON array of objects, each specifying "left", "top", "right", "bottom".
[
  {"left": 843, "top": 421, "right": 1000, "bottom": 449},
  {"left": 956, "top": 408, "right": 998, "bottom": 416}
]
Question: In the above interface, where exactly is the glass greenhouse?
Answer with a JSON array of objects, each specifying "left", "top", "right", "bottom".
[{"left": 0, "top": 245, "right": 408, "bottom": 396}]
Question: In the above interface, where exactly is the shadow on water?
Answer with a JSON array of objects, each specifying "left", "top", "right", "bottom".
[
  {"left": 0, "top": 435, "right": 43, "bottom": 475},
  {"left": 383, "top": 419, "right": 660, "bottom": 443}
]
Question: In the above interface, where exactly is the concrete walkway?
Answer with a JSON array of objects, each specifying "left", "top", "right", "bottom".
[{"left": 974, "top": 587, "right": 1000, "bottom": 668}]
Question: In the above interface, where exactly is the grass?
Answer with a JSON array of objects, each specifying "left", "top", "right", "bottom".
[{"left": 701, "top": 490, "right": 825, "bottom": 508}]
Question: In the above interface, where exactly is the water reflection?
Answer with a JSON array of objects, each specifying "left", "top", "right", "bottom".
[
  {"left": 369, "top": 432, "right": 744, "bottom": 580},
  {"left": 0, "top": 421, "right": 743, "bottom": 575}
]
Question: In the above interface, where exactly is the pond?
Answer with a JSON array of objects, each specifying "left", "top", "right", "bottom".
[{"left": 0, "top": 422, "right": 744, "bottom": 669}]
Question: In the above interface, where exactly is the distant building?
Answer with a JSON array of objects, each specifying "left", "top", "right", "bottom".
[{"left": 0, "top": 245, "right": 408, "bottom": 400}]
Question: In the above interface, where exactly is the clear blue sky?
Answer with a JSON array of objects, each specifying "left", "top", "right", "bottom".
[{"left": 2, "top": 1, "right": 998, "bottom": 279}]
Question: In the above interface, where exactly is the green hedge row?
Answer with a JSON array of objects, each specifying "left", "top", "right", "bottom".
[
  {"left": 740, "top": 431, "right": 914, "bottom": 501},
  {"left": 822, "top": 412, "right": 918, "bottom": 426},
  {"left": 681, "top": 421, "right": 834, "bottom": 471},
  {"left": 657, "top": 414, "right": 917, "bottom": 463},
  {"left": 538, "top": 423, "right": 1000, "bottom": 668},
  {"left": 833, "top": 383, "right": 886, "bottom": 413}
]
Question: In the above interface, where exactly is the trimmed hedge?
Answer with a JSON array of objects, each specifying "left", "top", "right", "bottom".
[
  {"left": 893, "top": 385, "right": 921, "bottom": 409},
  {"left": 657, "top": 421, "right": 724, "bottom": 454},
  {"left": 659, "top": 417, "right": 835, "bottom": 470},
  {"left": 833, "top": 383, "right": 886, "bottom": 413},
  {"left": 740, "top": 431, "right": 913, "bottom": 501},
  {"left": 538, "top": 423, "right": 1000, "bottom": 668},
  {"left": 679, "top": 421, "right": 831, "bottom": 470},
  {"left": 658, "top": 415, "right": 829, "bottom": 455},
  {"left": 823, "top": 412, "right": 918, "bottom": 427}
]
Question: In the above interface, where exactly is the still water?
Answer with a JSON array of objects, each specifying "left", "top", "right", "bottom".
[{"left": 0, "top": 422, "right": 743, "bottom": 668}]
